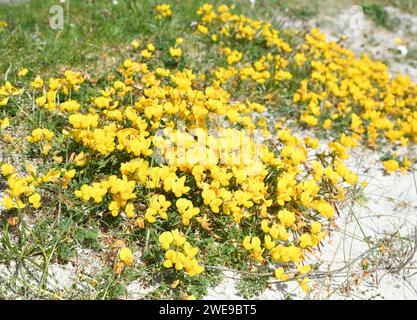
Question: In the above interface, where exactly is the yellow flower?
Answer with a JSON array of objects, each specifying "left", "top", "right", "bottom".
[
  {"left": 277, "top": 209, "right": 295, "bottom": 227},
  {"left": 2, "top": 9, "right": 397, "bottom": 288},
  {"left": 297, "top": 264, "right": 311, "bottom": 275},
  {"left": 141, "top": 49, "right": 153, "bottom": 59},
  {"left": 28, "top": 193, "right": 41, "bottom": 208},
  {"left": 169, "top": 47, "right": 182, "bottom": 58},
  {"left": 59, "top": 100, "right": 80, "bottom": 112},
  {"left": 274, "top": 267, "right": 289, "bottom": 281},
  {"left": 0, "top": 117, "right": 10, "bottom": 129},
  {"left": 0, "top": 97, "right": 9, "bottom": 106},
  {"left": 155, "top": 4, "right": 172, "bottom": 18},
  {"left": 125, "top": 202, "right": 135, "bottom": 218},
  {"left": 176, "top": 198, "right": 200, "bottom": 225},
  {"left": 131, "top": 39, "right": 140, "bottom": 48},
  {"left": 163, "top": 175, "right": 190, "bottom": 197},
  {"left": 2, "top": 197, "right": 13, "bottom": 210},
  {"left": 394, "top": 37, "right": 403, "bottom": 45},
  {"left": 119, "top": 247, "right": 133, "bottom": 266},
  {"left": 159, "top": 231, "right": 174, "bottom": 250},
  {"left": 242, "top": 236, "right": 264, "bottom": 261},
  {"left": 69, "top": 113, "right": 98, "bottom": 129},
  {"left": 242, "top": 236, "right": 252, "bottom": 250},
  {"left": 310, "top": 221, "right": 322, "bottom": 234},
  {"left": 147, "top": 43, "right": 156, "bottom": 51},
  {"left": 160, "top": 231, "right": 203, "bottom": 277},
  {"left": 263, "top": 235, "right": 275, "bottom": 250},
  {"left": 297, "top": 277, "right": 310, "bottom": 292},
  {"left": 73, "top": 151, "right": 88, "bottom": 167},
  {"left": 42, "top": 143, "right": 52, "bottom": 155},
  {"left": 61, "top": 169, "right": 76, "bottom": 189},
  {"left": 172, "top": 229, "right": 186, "bottom": 247},
  {"left": 27, "top": 128, "right": 55, "bottom": 143},
  {"left": 1, "top": 164, "right": 15, "bottom": 176},
  {"left": 226, "top": 50, "right": 242, "bottom": 64},
  {"left": 294, "top": 53, "right": 307, "bottom": 66},
  {"left": 202, "top": 187, "right": 222, "bottom": 213},
  {"left": 18, "top": 67, "right": 29, "bottom": 77},
  {"left": 301, "top": 114, "right": 318, "bottom": 126},
  {"left": 383, "top": 159, "right": 399, "bottom": 174},
  {"left": 197, "top": 24, "right": 208, "bottom": 34},
  {"left": 35, "top": 96, "right": 47, "bottom": 107},
  {"left": 163, "top": 258, "right": 173, "bottom": 268},
  {"left": 30, "top": 76, "right": 44, "bottom": 89},
  {"left": 145, "top": 194, "right": 171, "bottom": 223},
  {"left": 323, "top": 119, "right": 332, "bottom": 129},
  {"left": 315, "top": 200, "right": 334, "bottom": 218},
  {"left": 299, "top": 233, "right": 312, "bottom": 248}
]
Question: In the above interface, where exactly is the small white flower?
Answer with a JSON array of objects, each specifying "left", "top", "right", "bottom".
[{"left": 397, "top": 45, "right": 408, "bottom": 56}]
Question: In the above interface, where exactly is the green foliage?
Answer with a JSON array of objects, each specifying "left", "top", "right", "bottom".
[
  {"left": 75, "top": 225, "right": 102, "bottom": 251},
  {"left": 236, "top": 275, "right": 269, "bottom": 298},
  {"left": 362, "top": 3, "right": 399, "bottom": 30}
]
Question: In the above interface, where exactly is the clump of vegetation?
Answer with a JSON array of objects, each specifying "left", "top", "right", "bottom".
[
  {"left": 362, "top": 3, "right": 399, "bottom": 30},
  {"left": 1, "top": 1, "right": 416, "bottom": 299}
]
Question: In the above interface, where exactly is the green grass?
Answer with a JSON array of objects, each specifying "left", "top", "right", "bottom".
[
  {"left": 2, "top": 0, "right": 416, "bottom": 78},
  {"left": 370, "top": 0, "right": 417, "bottom": 14},
  {"left": 361, "top": 2, "right": 400, "bottom": 30},
  {"left": 0, "top": 0, "right": 291, "bottom": 77},
  {"left": 0, "top": 0, "right": 201, "bottom": 75}
]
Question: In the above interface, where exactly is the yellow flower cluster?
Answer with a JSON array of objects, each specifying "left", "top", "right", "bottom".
[
  {"left": 1, "top": 45, "right": 358, "bottom": 285},
  {"left": 32, "top": 71, "right": 84, "bottom": 111},
  {"left": 1, "top": 164, "right": 75, "bottom": 210},
  {"left": 0, "top": 81, "right": 23, "bottom": 106},
  {"left": 75, "top": 175, "right": 136, "bottom": 217},
  {"left": 119, "top": 247, "right": 134, "bottom": 266},
  {"left": 27, "top": 128, "right": 55, "bottom": 143},
  {"left": 297, "top": 29, "right": 417, "bottom": 151},
  {"left": 194, "top": 4, "right": 417, "bottom": 176},
  {"left": 176, "top": 198, "right": 200, "bottom": 226},
  {"left": 159, "top": 230, "right": 204, "bottom": 277},
  {"left": 145, "top": 194, "right": 171, "bottom": 222},
  {"left": 0, "top": 117, "right": 9, "bottom": 129},
  {"left": 5, "top": 3, "right": 416, "bottom": 293},
  {"left": 155, "top": 4, "right": 172, "bottom": 19}
]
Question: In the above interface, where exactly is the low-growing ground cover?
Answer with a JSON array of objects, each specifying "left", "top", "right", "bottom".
[{"left": 1, "top": 0, "right": 417, "bottom": 299}]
